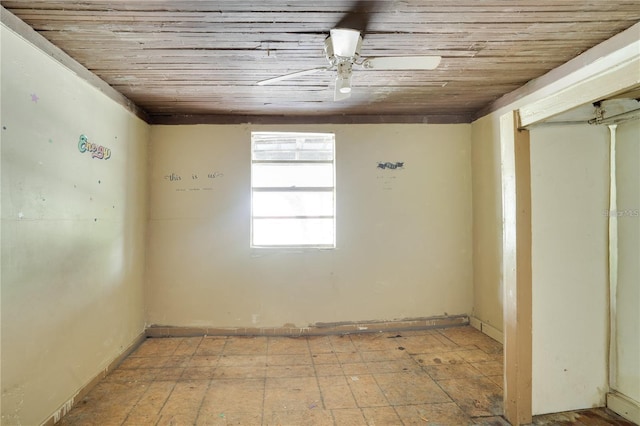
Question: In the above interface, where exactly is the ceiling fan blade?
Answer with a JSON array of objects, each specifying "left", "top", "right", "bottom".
[
  {"left": 257, "top": 67, "right": 330, "bottom": 85},
  {"left": 361, "top": 56, "right": 442, "bottom": 70}
]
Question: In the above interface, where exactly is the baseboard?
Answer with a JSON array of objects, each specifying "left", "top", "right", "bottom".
[
  {"left": 42, "top": 332, "right": 146, "bottom": 426},
  {"left": 607, "top": 392, "right": 640, "bottom": 424},
  {"left": 146, "top": 314, "right": 469, "bottom": 338},
  {"left": 470, "top": 316, "right": 504, "bottom": 344}
]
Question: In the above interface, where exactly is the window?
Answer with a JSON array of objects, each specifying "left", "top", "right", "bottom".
[{"left": 251, "top": 132, "right": 335, "bottom": 248}]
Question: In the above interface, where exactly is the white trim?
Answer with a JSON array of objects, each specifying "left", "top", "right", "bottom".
[
  {"left": 607, "top": 125, "right": 619, "bottom": 392},
  {"left": 470, "top": 317, "right": 504, "bottom": 344},
  {"left": 519, "top": 56, "right": 640, "bottom": 127},
  {"left": 607, "top": 392, "right": 640, "bottom": 424}
]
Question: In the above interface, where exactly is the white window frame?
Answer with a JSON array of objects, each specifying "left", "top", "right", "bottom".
[{"left": 251, "top": 131, "right": 336, "bottom": 248}]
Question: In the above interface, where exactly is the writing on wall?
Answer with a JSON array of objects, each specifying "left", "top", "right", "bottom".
[
  {"left": 163, "top": 171, "right": 224, "bottom": 191},
  {"left": 78, "top": 134, "right": 111, "bottom": 160},
  {"left": 377, "top": 161, "right": 405, "bottom": 170},
  {"left": 376, "top": 161, "right": 405, "bottom": 190}
]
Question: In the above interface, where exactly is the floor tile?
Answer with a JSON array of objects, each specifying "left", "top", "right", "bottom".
[
  {"left": 119, "top": 355, "right": 170, "bottom": 369},
  {"left": 331, "top": 408, "right": 368, "bottom": 425},
  {"left": 314, "top": 363, "right": 345, "bottom": 377},
  {"left": 211, "top": 365, "right": 266, "bottom": 379},
  {"left": 413, "top": 351, "right": 465, "bottom": 366},
  {"left": 195, "top": 337, "right": 227, "bottom": 356},
  {"left": 125, "top": 381, "right": 175, "bottom": 420},
  {"left": 438, "top": 376, "right": 503, "bottom": 417},
  {"left": 131, "top": 338, "right": 181, "bottom": 357},
  {"left": 471, "top": 360, "right": 504, "bottom": 377},
  {"left": 200, "top": 379, "right": 264, "bottom": 414},
  {"left": 267, "top": 336, "right": 311, "bottom": 355},
  {"left": 196, "top": 410, "right": 262, "bottom": 425},
  {"left": 318, "top": 376, "right": 358, "bottom": 409},
  {"left": 366, "top": 358, "right": 420, "bottom": 374},
  {"left": 60, "top": 382, "right": 149, "bottom": 425},
  {"left": 267, "top": 353, "right": 313, "bottom": 366},
  {"left": 266, "top": 364, "right": 316, "bottom": 377},
  {"left": 347, "top": 374, "right": 389, "bottom": 408},
  {"left": 158, "top": 380, "right": 208, "bottom": 416},
  {"left": 327, "top": 335, "right": 357, "bottom": 353},
  {"left": 487, "top": 375, "right": 504, "bottom": 389},
  {"left": 374, "top": 371, "right": 451, "bottom": 405},
  {"left": 156, "top": 412, "right": 199, "bottom": 425},
  {"left": 424, "top": 362, "right": 485, "bottom": 380},
  {"left": 360, "top": 347, "right": 412, "bottom": 362},
  {"left": 456, "top": 348, "right": 498, "bottom": 363},
  {"left": 312, "top": 352, "right": 340, "bottom": 364},
  {"left": 470, "top": 415, "right": 512, "bottom": 425},
  {"left": 263, "top": 387, "right": 322, "bottom": 411},
  {"left": 361, "top": 406, "right": 403, "bottom": 425},
  {"left": 166, "top": 355, "right": 192, "bottom": 368},
  {"left": 350, "top": 334, "right": 391, "bottom": 351},
  {"left": 399, "top": 335, "right": 459, "bottom": 354},
  {"left": 307, "top": 335, "right": 334, "bottom": 354},
  {"left": 155, "top": 367, "right": 184, "bottom": 382},
  {"left": 223, "top": 336, "right": 268, "bottom": 355},
  {"left": 336, "top": 351, "right": 364, "bottom": 364},
  {"left": 174, "top": 337, "right": 203, "bottom": 356},
  {"left": 180, "top": 366, "right": 217, "bottom": 380},
  {"left": 341, "top": 362, "right": 369, "bottom": 376},
  {"left": 218, "top": 354, "right": 266, "bottom": 367},
  {"left": 395, "top": 402, "right": 471, "bottom": 425},
  {"left": 187, "top": 355, "right": 219, "bottom": 367},
  {"left": 264, "top": 409, "right": 334, "bottom": 426},
  {"left": 104, "top": 367, "right": 158, "bottom": 383},
  {"left": 438, "top": 328, "right": 503, "bottom": 354}
]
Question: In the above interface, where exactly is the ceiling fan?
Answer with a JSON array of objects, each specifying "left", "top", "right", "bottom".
[{"left": 257, "top": 28, "right": 441, "bottom": 101}]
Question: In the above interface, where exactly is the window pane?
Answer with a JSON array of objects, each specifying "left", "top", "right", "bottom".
[
  {"left": 252, "top": 191, "right": 334, "bottom": 217},
  {"left": 252, "top": 133, "right": 334, "bottom": 161},
  {"left": 252, "top": 218, "right": 335, "bottom": 246},
  {"left": 252, "top": 163, "right": 334, "bottom": 188}
]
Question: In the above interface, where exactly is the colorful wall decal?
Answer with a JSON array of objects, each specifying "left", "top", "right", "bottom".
[{"left": 78, "top": 134, "right": 111, "bottom": 160}]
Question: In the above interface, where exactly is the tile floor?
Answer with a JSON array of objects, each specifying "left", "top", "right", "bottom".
[{"left": 58, "top": 326, "right": 633, "bottom": 426}]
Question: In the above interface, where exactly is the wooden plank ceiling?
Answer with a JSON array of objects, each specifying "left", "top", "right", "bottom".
[{"left": 2, "top": 1, "right": 639, "bottom": 123}]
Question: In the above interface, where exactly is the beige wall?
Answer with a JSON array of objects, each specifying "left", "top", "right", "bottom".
[
  {"left": 614, "top": 119, "right": 640, "bottom": 403},
  {"left": 146, "top": 124, "right": 473, "bottom": 328},
  {"left": 530, "top": 125, "right": 609, "bottom": 413},
  {"left": 1, "top": 25, "right": 149, "bottom": 425},
  {"left": 470, "top": 115, "right": 504, "bottom": 332}
]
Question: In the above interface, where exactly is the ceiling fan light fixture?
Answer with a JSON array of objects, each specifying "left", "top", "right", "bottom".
[
  {"left": 336, "top": 61, "right": 353, "bottom": 94},
  {"left": 330, "top": 28, "right": 362, "bottom": 57},
  {"left": 336, "top": 76, "right": 352, "bottom": 93}
]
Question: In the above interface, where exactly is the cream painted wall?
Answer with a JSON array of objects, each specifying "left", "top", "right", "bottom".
[
  {"left": 470, "top": 116, "right": 503, "bottom": 332},
  {"left": 530, "top": 125, "right": 609, "bottom": 413},
  {"left": 1, "top": 25, "right": 149, "bottom": 425},
  {"left": 146, "top": 124, "right": 472, "bottom": 328},
  {"left": 614, "top": 119, "right": 640, "bottom": 403}
]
